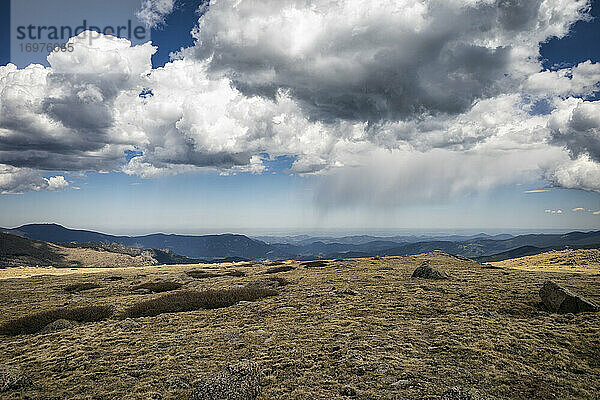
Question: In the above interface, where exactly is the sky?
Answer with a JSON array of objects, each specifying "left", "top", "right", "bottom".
[{"left": 0, "top": 0, "right": 599, "bottom": 235}]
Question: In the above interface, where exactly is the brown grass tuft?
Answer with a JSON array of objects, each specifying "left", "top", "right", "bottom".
[
  {"left": 122, "top": 287, "right": 278, "bottom": 318},
  {"left": 301, "top": 260, "right": 328, "bottom": 268},
  {"left": 0, "top": 305, "right": 114, "bottom": 336},
  {"left": 266, "top": 277, "right": 290, "bottom": 286},
  {"left": 264, "top": 265, "right": 295, "bottom": 274},
  {"left": 132, "top": 281, "right": 183, "bottom": 293}
]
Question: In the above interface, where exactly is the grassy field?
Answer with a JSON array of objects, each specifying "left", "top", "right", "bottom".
[{"left": 0, "top": 252, "right": 599, "bottom": 399}]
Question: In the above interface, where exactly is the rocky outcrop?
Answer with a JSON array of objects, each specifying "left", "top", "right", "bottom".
[
  {"left": 539, "top": 281, "right": 599, "bottom": 314},
  {"left": 412, "top": 261, "right": 449, "bottom": 280},
  {"left": 188, "top": 361, "right": 261, "bottom": 400}
]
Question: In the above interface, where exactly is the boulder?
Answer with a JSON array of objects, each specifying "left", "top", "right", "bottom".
[
  {"left": 188, "top": 361, "right": 261, "bottom": 400},
  {"left": 41, "top": 319, "right": 77, "bottom": 333},
  {"left": 539, "top": 281, "right": 598, "bottom": 314},
  {"left": 412, "top": 262, "right": 449, "bottom": 280}
]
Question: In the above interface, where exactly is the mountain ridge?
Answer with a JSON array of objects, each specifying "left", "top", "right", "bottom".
[{"left": 2, "top": 223, "right": 600, "bottom": 262}]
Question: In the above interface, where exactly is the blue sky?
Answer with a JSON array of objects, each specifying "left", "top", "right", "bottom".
[{"left": 0, "top": 0, "right": 599, "bottom": 235}]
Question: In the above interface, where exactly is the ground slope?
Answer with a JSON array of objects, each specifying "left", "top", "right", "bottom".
[
  {"left": 0, "top": 233, "right": 158, "bottom": 268},
  {"left": 492, "top": 248, "right": 600, "bottom": 274},
  {"left": 0, "top": 253, "right": 598, "bottom": 399}
]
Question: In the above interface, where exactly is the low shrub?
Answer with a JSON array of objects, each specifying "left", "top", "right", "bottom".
[
  {"left": 186, "top": 270, "right": 246, "bottom": 279},
  {"left": 132, "top": 281, "right": 183, "bottom": 293},
  {"left": 64, "top": 282, "right": 102, "bottom": 293},
  {"left": 266, "top": 277, "right": 290, "bottom": 286},
  {"left": 122, "top": 287, "right": 278, "bottom": 318},
  {"left": 301, "top": 260, "right": 328, "bottom": 268},
  {"left": 264, "top": 265, "right": 295, "bottom": 274},
  {"left": 185, "top": 270, "right": 220, "bottom": 279},
  {"left": 0, "top": 305, "right": 114, "bottom": 336}
]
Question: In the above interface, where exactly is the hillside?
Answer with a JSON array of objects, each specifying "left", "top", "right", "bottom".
[
  {"left": 0, "top": 253, "right": 598, "bottom": 399},
  {"left": 0, "top": 233, "right": 159, "bottom": 268},
  {"left": 492, "top": 249, "right": 600, "bottom": 274},
  {"left": 3, "top": 224, "right": 600, "bottom": 262},
  {"left": 2, "top": 224, "right": 280, "bottom": 260}
]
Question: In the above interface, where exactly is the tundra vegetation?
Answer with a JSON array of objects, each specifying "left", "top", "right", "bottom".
[{"left": 0, "top": 252, "right": 598, "bottom": 399}]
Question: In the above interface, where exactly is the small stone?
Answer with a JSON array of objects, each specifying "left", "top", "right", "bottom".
[{"left": 340, "top": 386, "right": 357, "bottom": 396}]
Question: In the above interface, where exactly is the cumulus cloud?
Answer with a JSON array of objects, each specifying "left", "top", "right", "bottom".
[
  {"left": 0, "top": 0, "right": 599, "bottom": 200},
  {"left": 548, "top": 98, "right": 600, "bottom": 162},
  {"left": 137, "top": 0, "right": 177, "bottom": 28},
  {"left": 186, "top": 0, "right": 588, "bottom": 121},
  {"left": 0, "top": 165, "right": 68, "bottom": 194},
  {"left": 545, "top": 154, "right": 600, "bottom": 191}
]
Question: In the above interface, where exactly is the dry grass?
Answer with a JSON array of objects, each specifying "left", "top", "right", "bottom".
[
  {"left": 122, "top": 287, "right": 278, "bottom": 318},
  {"left": 63, "top": 282, "right": 102, "bottom": 293},
  {"left": 0, "top": 305, "right": 114, "bottom": 336},
  {"left": 0, "top": 254, "right": 598, "bottom": 399},
  {"left": 493, "top": 249, "right": 600, "bottom": 274},
  {"left": 132, "top": 281, "right": 183, "bottom": 293}
]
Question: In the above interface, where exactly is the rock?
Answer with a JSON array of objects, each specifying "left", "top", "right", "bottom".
[
  {"left": 188, "top": 361, "right": 261, "bottom": 400},
  {"left": 440, "top": 386, "right": 479, "bottom": 400},
  {"left": 0, "top": 365, "right": 31, "bottom": 392},
  {"left": 118, "top": 320, "right": 142, "bottom": 331},
  {"left": 340, "top": 385, "right": 357, "bottom": 396},
  {"left": 539, "top": 281, "right": 599, "bottom": 314},
  {"left": 412, "top": 262, "right": 449, "bottom": 280},
  {"left": 41, "top": 319, "right": 77, "bottom": 333}
]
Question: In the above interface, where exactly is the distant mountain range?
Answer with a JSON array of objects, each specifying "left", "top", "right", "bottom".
[{"left": 2, "top": 223, "right": 600, "bottom": 262}]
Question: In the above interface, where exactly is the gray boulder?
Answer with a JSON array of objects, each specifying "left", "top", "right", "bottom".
[
  {"left": 188, "top": 361, "right": 261, "bottom": 400},
  {"left": 412, "top": 262, "right": 449, "bottom": 280},
  {"left": 539, "top": 281, "right": 598, "bottom": 314},
  {"left": 41, "top": 319, "right": 77, "bottom": 333}
]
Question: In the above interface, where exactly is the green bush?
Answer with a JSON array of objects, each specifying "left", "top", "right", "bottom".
[
  {"left": 122, "top": 287, "right": 278, "bottom": 318},
  {"left": 0, "top": 305, "right": 114, "bottom": 336},
  {"left": 132, "top": 281, "right": 183, "bottom": 293}
]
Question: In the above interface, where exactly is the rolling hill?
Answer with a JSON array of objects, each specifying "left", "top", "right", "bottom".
[{"left": 2, "top": 224, "right": 600, "bottom": 262}]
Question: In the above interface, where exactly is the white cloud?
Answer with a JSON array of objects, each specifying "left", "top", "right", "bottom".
[
  {"left": 0, "top": 164, "right": 68, "bottom": 194},
  {"left": 545, "top": 154, "right": 600, "bottom": 192},
  {"left": 524, "top": 189, "right": 550, "bottom": 193},
  {"left": 593, "top": 210, "right": 600, "bottom": 215},
  {"left": 0, "top": 0, "right": 599, "bottom": 200},
  {"left": 572, "top": 207, "right": 585, "bottom": 211},
  {"left": 137, "top": 0, "right": 177, "bottom": 28}
]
